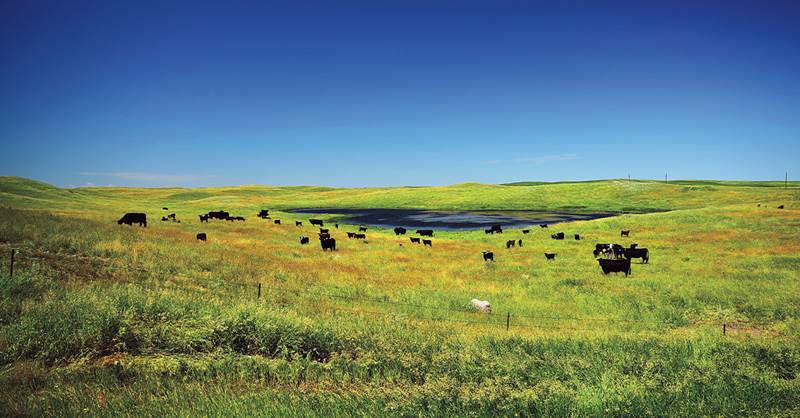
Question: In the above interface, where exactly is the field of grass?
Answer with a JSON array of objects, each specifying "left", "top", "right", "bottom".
[{"left": 1, "top": 176, "right": 799, "bottom": 416}]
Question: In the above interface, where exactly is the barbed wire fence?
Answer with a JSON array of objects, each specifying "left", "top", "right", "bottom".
[{"left": 3, "top": 247, "right": 744, "bottom": 336}]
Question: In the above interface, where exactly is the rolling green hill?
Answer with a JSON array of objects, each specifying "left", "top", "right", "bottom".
[{"left": 0, "top": 176, "right": 798, "bottom": 416}]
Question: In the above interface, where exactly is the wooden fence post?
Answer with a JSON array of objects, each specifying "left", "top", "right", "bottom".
[
  {"left": 258, "top": 283, "right": 262, "bottom": 300},
  {"left": 9, "top": 249, "right": 15, "bottom": 278},
  {"left": 506, "top": 312, "right": 510, "bottom": 331},
  {"left": 722, "top": 322, "right": 726, "bottom": 336}
]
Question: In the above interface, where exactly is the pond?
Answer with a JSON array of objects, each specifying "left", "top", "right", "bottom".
[{"left": 290, "top": 208, "right": 620, "bottom": 231}]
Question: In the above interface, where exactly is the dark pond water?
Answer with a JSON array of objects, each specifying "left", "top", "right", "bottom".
[{"left": 290, "top": 208, "right": 620, "bottom": 231}]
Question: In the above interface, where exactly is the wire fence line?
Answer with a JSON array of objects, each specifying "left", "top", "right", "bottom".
[{"left": 4, "top": 247, "right": 737, "bottom": 336}]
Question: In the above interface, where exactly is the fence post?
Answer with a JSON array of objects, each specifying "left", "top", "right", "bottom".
[
  {"left": 722, "top": 321, "right": 726, "bottom": 336},
  {"left": 258, "top": 283, "right": 262, "bottom": 300},
  {"left": 9, "top": 249, "right": 15, "bottom": 278},
  {"left": 506, "top": 312, "right": 510, "bottom": 331}
]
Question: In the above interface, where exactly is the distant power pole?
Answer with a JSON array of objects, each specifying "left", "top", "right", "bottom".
[
  {"left": 628, "top": 173, "right": 631, "bottom": 181},
  {"left": 787, "top": 172, "right": 789, "bottom": 189},
  {"left": 665, "top": 172, "right": 668, "bottom": 184}
]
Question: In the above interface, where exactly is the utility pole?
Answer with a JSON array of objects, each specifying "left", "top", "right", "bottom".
[
  {"left": 786, "top": 172, "right": 789, "bottom": 189},
  {"left": 665, "top": 172, "right": 668, "bottom": 184}
]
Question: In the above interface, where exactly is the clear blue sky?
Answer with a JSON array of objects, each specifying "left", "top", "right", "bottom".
[{"left": 1, "top": 0, "right": 798, "bottom": 187}]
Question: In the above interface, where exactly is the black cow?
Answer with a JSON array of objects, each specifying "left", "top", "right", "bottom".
[
  {"left": 310, "top": 219, "right": 324, "bottom": 227},
  {"left": 208, "top": 211, "right": 230, "bottom": 220},
  {"left": 522, "top": 229, "right": 530, "bottom": 234},
  {"left": 235, "top": 216, "right": 245, "bottom": 221},
  {"left": 518, "top": 239, "right": 523, "bottom": 247},
  {"left": 598, "top": 258, "right": 631, "bottom": 276},
  {"left": 335, "top": 223, "right": 339, "bottom": 229},
  {"left": 506, "top": 240, "right": 515, "bottom": 249},
  {"left": 162, "top": 207, "right": 168, "bottom": 210},
  {"left": 394, "top": 227, "right": 407, "bottom": 235},
  {"left": 551, "top": 232, "right": 565, "bottom": 240},
  {"left": 274, "top": 219, "right": 281, "bottom": 225},
  {"left": 482, "top": 251, "right": 494, "bottom": 261},
  {"left": 196, "top": 233, "right": 207, "bottom": 241},
  {"left": 623, "top": 248, "right": 649, "bottom": 263},
  {"left": 161, "top": 216, "right": 169, "bottom": 221},
  {"left": 319, "top": 232, "right": 331, "bottom": 240},
  {"left": 168, "top": 213, "right": 176, "bottom": 220},
  {"left": 354, "top": 233, "right": 366, "bottom": 239},
  {"left": 540, "top": 224, "right": 548, "bottom": 228},
  {"left": 118, "top": 213, "right": 147, "bottom": 227},
  {"left": 358, "top": 226, "right": 368, "bottom": 232},
  {"left": 620, "top": 230, "right": 630, "bottom": 237},
  {"left": 490, "top": 224, "right": 503, "bottom": 233},
  {"left": 544, "top": 253, "right": 557, "bottom": 261},
  {"left": 422, "top": 239, "right": 432, "bottom": 247},
  {"left": 296, "top": 221, "right": 303, "bottom": 227},
  {"left": 485, "top": 229, "right": 495, "bottom": 234},
  {"left": 416, "top": 229, "right": 434, "bottom": 237},
  {"left": 410, "top": 237, "right": 421, "bottom": 244},
  {"left": 300, "top": 236, "right": 309, "bottom": 245},
  {"left": 199, "top": 214, "right": 209, "bottom": 222},
  {"left": 320, "top": 237, "right": 336, "bottom": 251},
  {"left": 257, "top": 210, "right": 270, "bottom": 219},
  {"left": 594, "top": 243, "right": 624, "bottom": 259},
  {"left": 346, "top": 232, "right": 355, "bottom": 238},
  {"left": 778, "top": 205, "right": 785, "bottom": 209},
  {"left": 319, "top": 228, "right": 329, "bottom": 234},
  {"left": 574, "top": 234, "right": 581, "bottom": 240}
]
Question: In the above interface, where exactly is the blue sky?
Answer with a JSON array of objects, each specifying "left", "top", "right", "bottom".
[{"left": 1, "top": 0, "right": 798, "bottom": 187}]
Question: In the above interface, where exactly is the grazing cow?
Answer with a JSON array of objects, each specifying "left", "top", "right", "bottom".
[
  {"left": 319, "top": 232, "right": 331, "bottom": 240},
  {"left": 416, "top": 229, "right": 434, "bottom": 237},
  {"left": 208, "top": 211, "right": 230, "bottom": 220},
  {"left": 235, "top": 216, "right": 245, "bottom": 221},
  {"left": 257, "top": 210, "right": 270, "bottom": 219},
  {"left": 540, "top": 224, "right": 548, "bottom": 228},
  {"left": 551, "top": 232, "right": 565, "bottom": 240},
  {"left": 481, "top": 251, "right": 494, "bottom": 261},
  {"left": 310, "top": 219, "right": 324, "bottom": 227},
  {"left": 335, "top": 223, "right": 339, "bottom": 229},
  {"left": 757, "top": 204, "right": 761, "bottom": 207},
  {"left": 196, "top": 233, "right": 207, "bottom": 241},
  {"left": 422, "top": 239, "right": 432, "bottom": 247},
  {"left": 574, "top": 234, "right": 581, "bottom": 240},
  {"left": 778, "top": 205, "right": 784, "bottom": 209},
  {"left": 274, "top": 219, "right": 281, "bottom": 225},
  {"left": 320, "top": 237, "right": 336, "bottom": 251},
  {"left": 118, "top": 213, "right": 147, "bottom": 227},
  {"left": 623, "top": 247, "right": 649, "bottom": 263},
  {"left": 522, "top": 229, "right": 530, "bottom": 234},
  {"left": 394, "top": 227, "right": 407, "bottom": 235},
  {"left": 162, "top": 207, "right": 168, "bottom": 210},
  {"left": 354, "top": 233, "right": 366, "bottom": 239},
  {"left": 295, "top": 221, "right": 303, "bottom": 227},
  {"left": 506, "top": 240, "right": 515, "bottom": 249},
  {"left": 518, "top": 239, "right": 523, "bottom": 247},
  {"left": 346, "top": 232, "right": 355, "bottom": 238},
  {"left": 299, "top": 236, "right": 309, "bottom": 245},
  {"left": 319, "top": 228, "right": 329, "bottom": 234},
  {"left": 490, "top": 224, "right": 503, "bottom": 233},
  {"left": 161, "top": 216, "right": 169, "bottom": 221},
  {"left": 594, "top": 243, "right": 625, "bottom": 259},
  {"left": 358, "top": 226, "right": 368, "bottom": 232},
  {"left": 470, "top": 299, "right": 492, "bottom": 313},
  {"left": 485, "top": 229, "right": 495, "bottom": 234},
  {"left": 544, "top": 253, "right": 557, "bottom": 261},
  {"left": 620, "top": 230, "right": 630, "bottom": 237},
  {"left": 598, "top": 258, "right": 631, "bottom": 276},
  {"left": 167, "top": 213, "right": 176, "bottom": 220},
  {"left": 410, "top": 237, "right": 421, "bottom": 244},
  {"left": 199, "top": 214, "right": 209, "bottom": 222}
]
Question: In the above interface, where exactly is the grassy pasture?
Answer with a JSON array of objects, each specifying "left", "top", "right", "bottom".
[{"left": 0, "top": 176, "right": 799, "bottom": 416}]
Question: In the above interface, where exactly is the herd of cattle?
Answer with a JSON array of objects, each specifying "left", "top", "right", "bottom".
[{"left": 117, "top": 208, "right": 653, "bottom": 276}]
